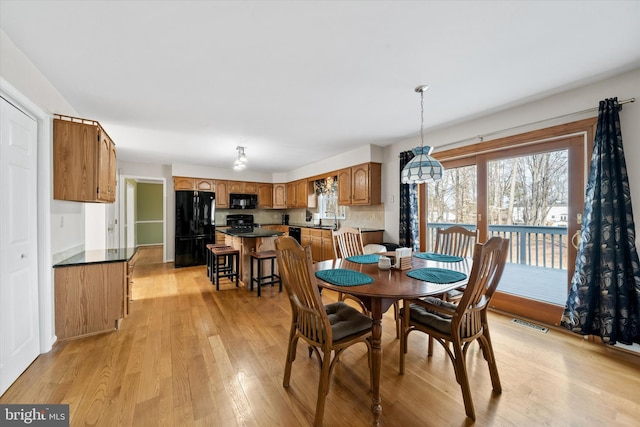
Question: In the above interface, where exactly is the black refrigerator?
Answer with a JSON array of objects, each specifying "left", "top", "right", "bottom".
[{"left": 175, "top": 190, "right": 215, "bottom": 268}]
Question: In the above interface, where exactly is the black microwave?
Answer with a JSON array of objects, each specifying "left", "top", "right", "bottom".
[{"left": 229, "top": 193, "right": 257, "bottom": 209}]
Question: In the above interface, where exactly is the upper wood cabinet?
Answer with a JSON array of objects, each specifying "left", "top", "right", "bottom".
[
  {"left": 257, "top": 183, "right": 273, "bottom": 208},
  {"left": 337, "top": 168, "right": 352, "bottom": 206},
  {"left": 296, "top": 179, "right": 310, "bottom": 208},
  {"left": 216, "top": 181, "right": 229, "bottom": 208},
  {"left": 286, "top": 179, "right": 311, "bottom": 208},
  {"left": 273, "top": 183, "right": 286, "bottom": 209},
  {"left": 337, "top": 162, "right": 381, "bottom": 205},
  {"left": 228, "top": 181, "right": 257, "bottom": 194},
  {"left": 286, "top": 181, "right": 297, "bottom": 208},
  {"left": 53, "top": 115, "right": 116, "bottom": 203},
  {"left": 173, "top": 177, "right": 215, "bottom": 191},
  {"left": 196, "top": 179, "right": 215, "bottom": 191},
  {"left": 174, "top": 176, "right": 195, "bottom": 190}
]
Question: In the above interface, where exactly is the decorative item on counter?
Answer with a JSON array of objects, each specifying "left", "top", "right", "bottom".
[{"left": 395, "top": 247, "right": 412, "bottom": 270}]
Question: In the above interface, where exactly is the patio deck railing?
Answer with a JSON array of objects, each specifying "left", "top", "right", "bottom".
[{"left": 427, "top": 223, "right": 569, "bottom": 270}]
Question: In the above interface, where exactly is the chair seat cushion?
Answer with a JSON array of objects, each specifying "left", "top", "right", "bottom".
[
  {"left": 325, "top": 302, "right": 372, "bottom": 341},
  {"left": 402, "top": 297, "right": 458, "bottom": 334}
]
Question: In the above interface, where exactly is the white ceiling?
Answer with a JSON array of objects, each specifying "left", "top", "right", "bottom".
[{"left": 2, "top": 1, "right": 639, "bottom": 173}]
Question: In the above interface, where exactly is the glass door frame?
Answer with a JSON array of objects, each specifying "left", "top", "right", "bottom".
[{"left": 420, "top": 118, "right": 597, "bottom": 326}]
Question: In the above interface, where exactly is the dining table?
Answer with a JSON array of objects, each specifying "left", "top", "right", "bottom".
[{"left": 313, "top": 251, "right": 472, "bottom": 426}]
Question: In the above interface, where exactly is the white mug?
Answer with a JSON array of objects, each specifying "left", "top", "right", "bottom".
[{"left": 378, "top": 256, "right": 392, "bottom": 270}]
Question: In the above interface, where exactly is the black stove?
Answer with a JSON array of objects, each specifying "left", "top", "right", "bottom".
[{"left": 226, "top": 214, "right": 255, "bottom": 233}]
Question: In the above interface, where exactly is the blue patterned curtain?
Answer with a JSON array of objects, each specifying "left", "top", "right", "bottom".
[
  {"left": 561, "top": 97, "right": 640, "bottom": 345},
  {"left": 399, "top": 151, "right": 419, "bottom": 251}
]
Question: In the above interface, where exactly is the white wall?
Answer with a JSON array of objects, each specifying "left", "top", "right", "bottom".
[
  {"left": 382, "top": 69, "right": 640, "bottom": 246},
  {"left": 0, "top": 30, "right": 87, "bottom": 260}
]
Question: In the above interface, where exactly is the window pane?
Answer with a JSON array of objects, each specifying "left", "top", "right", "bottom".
[
  {"left": 427, "top": 164, "right": 477, "bottom": 251},
  {"left": 487, "top": 149, "right": 569, "bottom": 305}
]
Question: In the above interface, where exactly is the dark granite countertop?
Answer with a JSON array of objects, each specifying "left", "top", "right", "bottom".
[
  {"left": 283, "top": 223, "right": 384, "bottom": 232},
  {"left": 218, "top": 228, "right": 284, "bottom": 238},
  {"left": 54, "top": 247, "right": 138, "bottom": 267}
]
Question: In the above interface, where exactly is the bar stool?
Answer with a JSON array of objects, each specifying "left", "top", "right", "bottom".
[
  {"left": 210, "top": 245, "right": 240, "bottom": 290},
  {"left": 249, "top": 250, "right": 282, "bottom": 297},
  {"left": 206, "top": 243, "right": 228, "bottom": 280}
]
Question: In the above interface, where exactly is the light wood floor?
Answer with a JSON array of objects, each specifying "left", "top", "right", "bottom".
[{"left": 2, "top": 247, "right": 639, "bottom": 426}]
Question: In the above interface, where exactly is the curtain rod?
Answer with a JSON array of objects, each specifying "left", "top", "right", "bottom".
[{"left": 433, "top": 97, "right": 636, "bottom": 151}]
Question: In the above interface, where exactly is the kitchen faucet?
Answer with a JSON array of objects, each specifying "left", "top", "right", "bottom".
[{"left": 333, "top": 212, "right": 339, "bottom": 231}]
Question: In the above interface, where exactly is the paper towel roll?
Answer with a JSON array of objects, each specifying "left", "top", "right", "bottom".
[{"left": 313, "top": 213, "right": 320, "bottom": 225}]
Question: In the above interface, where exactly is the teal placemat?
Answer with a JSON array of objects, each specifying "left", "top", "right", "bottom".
[
  {"left": 406, "top": 268, "right": 467, "bottom": 284},
  {"left": 346, "top": 254, "right": 380, "bottom": 264},
  {"left": 414, "top": 252, "right": 464, "bottom": 262},
  {"left": 315, "top": 269, "right": 374, "bottom": 287}
]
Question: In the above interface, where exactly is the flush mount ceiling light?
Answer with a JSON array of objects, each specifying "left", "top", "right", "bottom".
[
  {"left": 233, "top": 146, "right": 247, "bottom": 171},
  {"left": 401, "top": 85, "right": 444, "bottom": 184}
]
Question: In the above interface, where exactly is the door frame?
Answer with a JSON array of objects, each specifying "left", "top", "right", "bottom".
[
  {"left": 422, "top": 118, "right": 597, "bottom": 326},
  {"left": 1, "top": 78, "right": 55, "bottom": 351},
  {"left": 118, "top": 175, "right": 167, "bottom": 263}
]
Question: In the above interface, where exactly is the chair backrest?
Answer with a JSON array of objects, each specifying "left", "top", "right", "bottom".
[
  {"left": 332, "top": 226, "right": 365, "bottom": 259},
  {"left": 434, "top": 226, "right": 478, "bottom": 257},
  {"left": 275, "top": 236, "right": 333, "bottom": 345},
  {"left": 453, "top": 237, "right": 509, "bottom": 338}
]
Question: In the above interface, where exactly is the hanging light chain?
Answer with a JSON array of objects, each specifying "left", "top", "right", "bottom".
[{"left": 419, "top": 89, "right": 425, "bottom": 147}]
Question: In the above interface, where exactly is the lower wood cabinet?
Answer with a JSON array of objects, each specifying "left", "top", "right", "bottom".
[{"left": 55, "top": 261, "right": 127, "bottom": 340}]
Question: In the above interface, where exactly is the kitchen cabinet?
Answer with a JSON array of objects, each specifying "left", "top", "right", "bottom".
[
  {"left": 197, "top": 179, "right": 215, "bottom": 191},
  {"left": 174, "top": 176, "right": 196, "bottom": 190},
  {"left": 257, "top": 183, "right": 273, "bottom": 208},
  {"left": 362, "top": 230, "right": 384, "bottom": 246},
  {"left": 296, "top": 179, "right": 312, "bottom": 208},
  {"left": 337, "top": 162, "right": 382, "bottom": 205},
  {"left": 322, "top": 230, "right": 335, "bottom": 260},
  {"left": 53, "top": 248, "right": 137, "bottom": 340},
  {"left": 53, "top": 115, "right": 117, "bottom": 203},
  {"left": 286, "top": 182, "right": 297, "bottom": 208},
  {"left": 216, "top": 180, "right": 229, "bottom": 208},
  {"left": 286, "top": 179, "right": 311, "bottom": 208},
  {"left": 307, "top": 228, "right": 334, "bottom": 262},
  {"left": 273, "top": 183, "right": 287, "bottom": 209},
  {"left": 174, "top": 176, "right": 214, "bottom": 191},
  {"left": 229, "top": 181, "right": 257, "bottom": 194},
  {"left": 301, "top": 227, "right": 311, "bottom": 250}
]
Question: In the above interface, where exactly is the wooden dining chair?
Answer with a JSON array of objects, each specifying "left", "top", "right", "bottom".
[
  {"left": 399, "top": 237, "right": 509, "bottom": 421},
  {"left": 332, "top": 227, "right": 401, "bottom": 338},
  {"left": 433, "top": 226, "right": 478, "bottom": 302},
  {"left": 274, "top": 236, "right": 373, "bottom": 427},
  {"left": 331, "top": 227, "right": 368, "bottom": 311}
]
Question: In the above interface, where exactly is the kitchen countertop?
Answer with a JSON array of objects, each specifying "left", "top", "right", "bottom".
[
  {"left": 53, "top": 247, "right": 138, "bottom": 267},
  {"left": 218, "top": 228, "right": 285, "bottom": 238}
]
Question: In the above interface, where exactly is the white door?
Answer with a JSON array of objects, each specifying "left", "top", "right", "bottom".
[{"left": 0, "top": 97, "right": 40, "bottom": 396}]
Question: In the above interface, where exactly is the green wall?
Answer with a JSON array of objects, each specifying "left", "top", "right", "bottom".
[{"left": 136, "top": 182, "right": 163, "bottom": 245}]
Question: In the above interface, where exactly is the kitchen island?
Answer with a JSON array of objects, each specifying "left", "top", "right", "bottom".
[
  {"left": 217, "top": 227, "right": 284, "bottom": 285},
  {"left": 53, "top": 247, "right": 138, "bottom": 340}
]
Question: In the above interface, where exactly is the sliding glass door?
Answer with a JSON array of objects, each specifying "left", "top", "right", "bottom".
[{"left": 423, "top": 119, "right": 595, "bottom": 325}]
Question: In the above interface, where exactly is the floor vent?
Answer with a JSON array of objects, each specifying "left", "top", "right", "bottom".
[{"left": 511, "top": 318, "right": 548, "bottom": 333}]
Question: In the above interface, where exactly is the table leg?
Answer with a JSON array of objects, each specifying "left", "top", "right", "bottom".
[{"left": 370, "top": 298, "right": 382, "bottom": 426}]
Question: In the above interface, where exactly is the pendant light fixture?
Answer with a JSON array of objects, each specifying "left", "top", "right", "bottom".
[
  {"left": 401, "top": 85, "right": 444, "bottom": 184},
  {"left": 233, "top": 146, "right": 248, "bottom": 171}
]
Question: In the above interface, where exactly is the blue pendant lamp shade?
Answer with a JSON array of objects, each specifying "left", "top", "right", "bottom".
[
  {"left": 401, "top": 85, "right": 444, "bottom": 184},
  {"left": 401, "top": 145, "right": 443, "bottom": 183}
]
